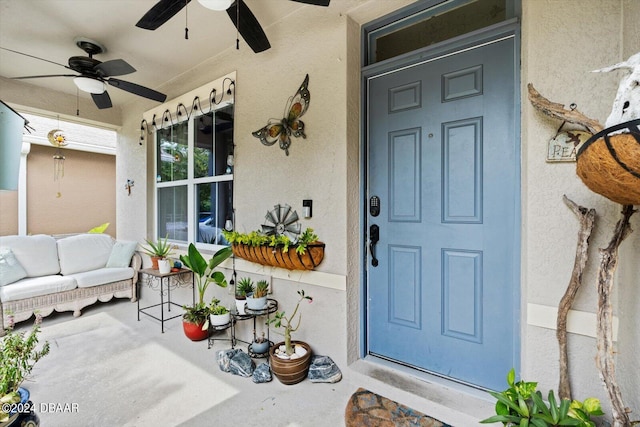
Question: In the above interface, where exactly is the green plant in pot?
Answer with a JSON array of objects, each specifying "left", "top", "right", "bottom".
[
  {"left": 141, "top": 234, "right": 174, "bottom": 270},
  {"left": 267, "top": 289, "right": 313, "bottom": 385},
  {"left": 209, "top": 298, "right": 230, "bottom": 327},
  {"left": 246, "top": 279, "right": 269, "bottom": 310},
  {"left": 179, "top": 244, "right": 232, "bottom": 341},
  {"left": 1, "top": 316, "right": 50, "bottom": 424},
  {"left": 480, "top": 368, "right": 604, "bottom": 427},
  {"left": 235, "top": 277, "right": 254, "bottom": 315}
]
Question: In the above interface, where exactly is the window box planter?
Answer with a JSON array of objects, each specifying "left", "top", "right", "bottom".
[{"left": 231, "top": 242, "right": 325, "bottom": 271}]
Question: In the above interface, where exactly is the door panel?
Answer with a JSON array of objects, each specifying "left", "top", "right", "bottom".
[{"left": 366, "top": 37, "right": 518, "bottom": 391}]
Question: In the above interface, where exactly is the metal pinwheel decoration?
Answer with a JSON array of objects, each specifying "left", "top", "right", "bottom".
[
  {"left": 261, "top": 204, "right": 301, "bottom": 241},
  {"left": 252, "top": 74, "right": 310, "bottom": 156}
]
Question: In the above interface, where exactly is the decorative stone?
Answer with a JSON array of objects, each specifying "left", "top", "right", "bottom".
[
  {"left": 307, "top": 355, "right": 342, "bottom": 383},
  {"left": 217, "top": 348, "right": 242, "bottom": 372},
  {"left": 229, "top": 350, "right": 255, "bottom": 377},
  {"left": 294, "top": 345, "right": 307, "bottom": 357},
  {"left": 252, "top": 363, "right": 272, "bottom": 383},
  {"left": 275, "top": 352, "right": 290, "bottom": 360}
]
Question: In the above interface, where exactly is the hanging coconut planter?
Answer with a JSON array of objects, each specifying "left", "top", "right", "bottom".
[
  {"left": 231, "top": 242, "right": 325, "bottom": 271},
  {"left": 225, "top": 204, "right": 325, "bottom": 270},
  {"left": 576, "top": 119, "right": 640, "bottom": 205}
]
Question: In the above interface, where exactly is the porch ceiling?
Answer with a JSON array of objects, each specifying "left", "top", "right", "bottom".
[{"left": 0, "top": 0, "right": 363, "bottom": 110}]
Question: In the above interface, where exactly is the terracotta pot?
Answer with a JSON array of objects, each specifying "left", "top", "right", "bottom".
[
  {"left": 269, "top": 341, "right": 312, "bottom": 385},
  {"left": 182, "top": 319, "right": 209, "bottom": 341},
  {"left": 150, "top": 256, "right": 161, "bottom": 270}
]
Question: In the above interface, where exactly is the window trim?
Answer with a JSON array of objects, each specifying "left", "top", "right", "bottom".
[{"left": 143, "top": 71, "right": 236, "bottom": 248}]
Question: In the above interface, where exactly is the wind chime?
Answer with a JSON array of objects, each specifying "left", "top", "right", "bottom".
[{"left": 47, "top": 126, "right": 67, "bottom": 197}]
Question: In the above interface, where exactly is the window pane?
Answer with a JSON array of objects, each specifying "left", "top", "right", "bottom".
[
  {"left": 158, "top": 186, "right": 188, "bottom": 242},
  {"left": 369, "top": 0, "right": 508, "bottom": 64},
  {"left": 157, "top": 122, "right": 188, "bottom": 182},
  {"left": 193, "top": 106, "right": 234, "bottom": 178},
  {"left": 196, "top": 181, "right": 233, "bottom": 245}
]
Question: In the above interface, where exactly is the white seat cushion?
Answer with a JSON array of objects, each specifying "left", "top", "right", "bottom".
[
  {"left": 0, "top": 235, "right": 60, "bottom": 277},
  {"left": 0, "top": 275, "right": 77, "bottom": 302},
  {"left": 57, "top": 234, "right": 114, "bottom": 275},
  {"left": 68, "top": 267, "right": 134, "bottom": 288}
]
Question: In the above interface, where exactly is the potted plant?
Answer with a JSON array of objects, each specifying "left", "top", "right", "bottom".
[
  {"left": 222, "top": 228, "right": 325, "bottom": 271},
  {"left": 480, "top": 368, "right": 604, "bottom": 427},
  {"left": 251, "top": 331, "right": 270, "bottom": 355},
  {"left": 179, "top": 244, "right": 232, "bottom": 341},
  {"left": 209, "top": 298, "right": 230, "bottom": 327},
  {"left": 267, "top": 289, "right": 313, "bottom": 385},
  {"left": 235, "top": 277, "right": 255, "bottom": 315},
  {"left": 1, "top": 315, "right": 49, "bottom": 425},
  {"left": 141, "top": 234, "right": 174, "bottom": 270},
  {"left": 246, "top": 279, "right": 269, "bottom": 310}
]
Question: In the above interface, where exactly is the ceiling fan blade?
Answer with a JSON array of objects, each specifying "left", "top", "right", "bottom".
[
  {"left": 91, "top": 91, "right": 113, "bottom": 109},
  {"left": 136, "top": 0, "right": 191, "bottom": 30},
  {"left": 95, "top": 59, "right": 136, "bottom": 77},
  {"left": 0, "top": 47, "right": 72, "bottom": 70},
  {"left": 107, "top": 78, "right": 167, "bottom": 102},
  {"left": 227, "top": 0, "right": 271, "bottom": 53},
  {"left": 11, "top": 74, "right": 77, "bottom": 80},
  {"left": 290, "top": 0, "right": 330, "bottom": 5}
]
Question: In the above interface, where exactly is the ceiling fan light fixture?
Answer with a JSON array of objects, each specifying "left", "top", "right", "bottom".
[
  {"left": 197, "top": 0, "right": 232, "bottom": 11},
  {"left": 73, "top": 77, "right": 105, "bottom": 94}
]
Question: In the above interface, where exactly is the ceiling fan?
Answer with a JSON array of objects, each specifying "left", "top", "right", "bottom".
[
  {"left": 136, "top": 0, "right": 331, "bottom": 53},
  {"left": 2, "top": 37, "right": 167, "bottom": 110}
]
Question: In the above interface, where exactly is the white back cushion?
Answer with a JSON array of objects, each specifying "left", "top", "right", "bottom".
[
  {"left": 57, "top": 234, "right": 114, "bottom": 275},
  {"left": 0, "top": 235, "right": 60, "bottom": 277}
]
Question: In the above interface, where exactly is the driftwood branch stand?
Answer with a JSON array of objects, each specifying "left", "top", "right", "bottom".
[
  {"left": 528, "top": 84, "right": 638, "bottom": 425},
  {"left": 596, "top": 205, "right": 636, "bottom": 427},
  {"left": 557, "top": 196, "right": 596, "bottom": 400}
]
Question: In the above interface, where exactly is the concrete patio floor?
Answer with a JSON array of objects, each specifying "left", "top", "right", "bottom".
[{"left": 16, "top": 297, "right": 495, "bottom": 426}]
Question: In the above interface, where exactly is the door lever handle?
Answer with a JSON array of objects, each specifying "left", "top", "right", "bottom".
[{"left": 369, "top": 224, "right": 379, "bottom": 267}]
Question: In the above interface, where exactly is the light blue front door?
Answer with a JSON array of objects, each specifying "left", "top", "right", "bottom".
[{"left": 366, "top": 36, "right": 519, "bottom": 390}]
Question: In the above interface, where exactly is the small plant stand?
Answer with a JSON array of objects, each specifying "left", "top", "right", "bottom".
[
  {"left": 137, "top": 268, "right": 195, "bottom": 333},
  {"left": 207, "top": 318, "right": 234, "bottom": 349},
  {"left": 207, "top": 298, "right": 278, "bottom": 358}
]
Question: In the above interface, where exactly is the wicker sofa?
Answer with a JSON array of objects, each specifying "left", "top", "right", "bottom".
[{"left": 0, "top": 233, "right": 141, "bottom": 335}]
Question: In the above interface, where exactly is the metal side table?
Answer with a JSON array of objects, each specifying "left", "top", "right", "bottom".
[{"left": 137, "top": 268, "right": 194, "bottom": 332}]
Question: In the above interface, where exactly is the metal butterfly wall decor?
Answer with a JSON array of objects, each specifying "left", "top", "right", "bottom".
[{"left": 252, "top": 74, "right": 310, "bottom": 156}]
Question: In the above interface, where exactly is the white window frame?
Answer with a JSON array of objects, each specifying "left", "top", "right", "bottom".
[{"left": 144, "top": 71, "right": 236, "bottom": 251}]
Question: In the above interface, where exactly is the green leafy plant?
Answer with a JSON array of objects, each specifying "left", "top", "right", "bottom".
[
  {"left": 180, "top": 244, "right": 232, "bottom": 326},
  {"left": 480, "top": 368, "right": 604, "bottom": 427},
  {"left": 223, "top": 227, "right": 320, "bottom": 254},
  {"left": 236, "top": 277, "right": 255, "bottom": 298},
  {"left": 267, "top": 289, "right": 313, "bottom": 356},
  {"left": 209, "top": 298, "right": 229, "bottom": 315},
  {"left": 141, "top": 234, "right": 174, "bottom": 258},
  {"left": 254, "top": 280, "right": 269, "bottom": 298},
  {"left": 1, "top": 317, "right": 50, "bottom": 423}
]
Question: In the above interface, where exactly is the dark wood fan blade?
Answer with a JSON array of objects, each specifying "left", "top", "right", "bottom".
[
  {"left": 290, "top": 0, "right": 330, "bottom": 5},
  {"left": 107, "top": 78, "right": 167, "bottom": 102},
  {"left": 1, "top": 47, "right": 72, "bottom": 70},
  {"left": 95, "top": 59, "right": 136, "bottom": 77},
  {"left": 12, "top": 74, "right": 77, "bottom": 80},
  {"left": 136, "top": 0, "right": 191, "bottom": 30},
  {"left": 227, "top": 0, "right": 271, "bottom": 53},
  {"left": 91, "top": 91, "right": 113, "bottom": 109}
]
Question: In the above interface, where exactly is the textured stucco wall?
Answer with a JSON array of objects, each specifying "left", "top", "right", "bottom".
[
  {"left": 522, "top": 0, "right": 639, "bottom": 419},
  {"left": 4, "top": 0, "right": 637, "bottom": 421}
]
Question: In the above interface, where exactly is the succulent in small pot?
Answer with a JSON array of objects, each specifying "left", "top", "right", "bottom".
[
  {"left": 235, "top": 277, "right": 255, "bottom": 315},
  {"left": 246, "top": 279, "right": 269, "bottom": 310},
  {"left": 141, "top": 234, "right": 174, "bottom": 269},
  {"left": 251, "top": 332, "right": 270, "bottom": 354}
]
